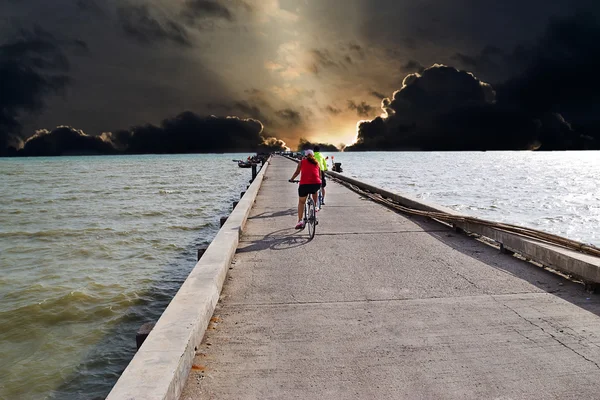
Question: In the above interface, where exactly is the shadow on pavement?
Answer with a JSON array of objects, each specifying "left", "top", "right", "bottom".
[
  {"left": 237, "top": 228, "right": 311, "bottom": 252},
  {"left": 248, "top": 208, "right": 296, "bottom": 220},
  {"left": 405, "top": 212, "right": 600, "bottom": 316}
]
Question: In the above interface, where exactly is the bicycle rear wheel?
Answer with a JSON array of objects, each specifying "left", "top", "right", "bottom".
[{"left": 306, "top": 199, "right": 316, "bottom": 240}]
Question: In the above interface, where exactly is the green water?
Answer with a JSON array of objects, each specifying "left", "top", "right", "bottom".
[{"left": 0, "top": 154, "right": 252, "bottom": 399}]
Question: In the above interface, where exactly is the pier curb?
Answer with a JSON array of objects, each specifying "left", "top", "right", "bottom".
[{"left": 106, "top": 158, "right": 270, "bottom": 400}]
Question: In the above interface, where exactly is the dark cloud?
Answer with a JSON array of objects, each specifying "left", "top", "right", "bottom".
[
  {"left": 3, "top": 0, "right": 600, "bottom": 154},
  {"left": 14, "top": 111, "right": 287, "bottom": 156},
  {"left": 0, "top": 27, "right": 71, "bottom": 155},
  {"left": 297, "top": 138, "right": 339, "bottom": 152},
  {"left": 451, "top": 45, "right": 515, "bottom": 81},
  {"left": 403, "top": 37, "right": 418, "bottom": 50},
  {"left": 110, "top": 112, "right": 269, "bottom": 153},
  {"left": 498, "top": 13, "right": 600, "bottom": 117},
  {"left": 232, "top": 101, "right": 273, "bottom": 126},
  {"left": 482, "top": 13, "right": 600, "bottom": 147},
  {"left": 348, "top": 42, "right": 365, "bottom": 59},
  {"left": 346, "top": 65, "right": 533, "bottom": 150},
  {"left": 346, "top": 10, "right": 600, "bottom": 151},
  {"left": 236, "top": 0, "right": 255, "bottom": 13},
  {"left": 309, "top": 43, "right": 368, "bottom": 75},
  {"left": 182, "top": 0, "right": 233, "bottom": 21},
  {"left": 356, "top": 0, "right": 600, "bottom": 96},
  {"left": 348, "top": 42, "right": 362, "bottom": 52},
  {"left": 451, "top": 53, "right": 477, "bottom": 67},
  {"left": 348, "top": 65, "right": 506, "bottom": 150},
  {"left": 347, "top": 100, "right": 375, "bottom": 117},
  {"left": 259, "top": 136, "right": 289, "bottom": 152},
  {"left": 402, "top": 60, "right": 425, "bottom": 73},
  {"left": 244, "top": 88, "right": 263, "bottom": 96},
  {"left": 325, "top": 105, "right": 342, "bottom": 115},
  {"left": 347, "top": 63, "right": 593, "bottom": 151},
  {"left": 309, "top": 49, "right": 338, "bottom": 74},
  {"left": 72, "top": 39, "right": 89, "bottom": 53},
  {"left": 207, "top": 95, "right": 306, "bottom": 135},
  {"left": 360, "top": 0, "right": 591, "bottom": 59},
  {"left": 75, "top": 0, "right": 104, "bottom": 15},
  {"left": 181, "top": 0, "right": 235, "bottom": 29},
  {"left": 452, "top": 45, "right": 504, "bottom": 68},
  {"left": 206, "top": 99, "right": 273, "bottom": 127},
  {"left": 371, "top": 91, "right": 386, "bottom": 99},
  {"left": 118, "top": 4, "right": 191, "bottom": 47},
  {"left": 1, "top": 0, "right": 235, "bottom": 145},
  {"left": 307, "top": 63, "right": 320, "bottom": 75},
  {"left": 19, "top": 126, "right": 117, "bottom": 156},
  {"left": 275, "top": 108, "right": 302, "bottom": 126}
]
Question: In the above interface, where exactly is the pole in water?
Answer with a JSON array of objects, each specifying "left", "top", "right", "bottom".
[
  {"left": 220, "top": 216, "right": 228, "bottom": 227},
  {"left": 251, "top": 164, "right": 257, "bottom": 182},
  {"left": 136, "top": 322, "right": 156, "bottom": 350},
  {"left": 197, "top": 246, "right": 208, "bottom": 261}
]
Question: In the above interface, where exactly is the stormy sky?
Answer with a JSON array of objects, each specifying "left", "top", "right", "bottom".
[{"left": 2, "top": 0, "right": 600, "bottom": 154}]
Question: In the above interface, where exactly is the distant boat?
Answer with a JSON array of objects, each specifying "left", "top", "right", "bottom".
[{"left": 238, "top": 161, "right": 253, "bottom": 168}]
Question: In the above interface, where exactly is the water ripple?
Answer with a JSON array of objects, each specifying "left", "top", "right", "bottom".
[
  {"left": 0, "top": 154, "right": 253, "bottom": 399},
  {"left": 333, "top": 151, "right": 600, "bottom": 246}
]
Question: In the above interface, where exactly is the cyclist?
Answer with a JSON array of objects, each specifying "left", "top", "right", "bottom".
[
  {"left": 313, "top": 145, "right": 327, "bottom": 206},
  {"left": 289, "top": 149, "right": 321, "bottom": 229}
]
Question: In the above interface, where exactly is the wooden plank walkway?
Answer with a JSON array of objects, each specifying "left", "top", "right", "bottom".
[{"left": 181, "top": 156, "right": 600, "bottom": 399}]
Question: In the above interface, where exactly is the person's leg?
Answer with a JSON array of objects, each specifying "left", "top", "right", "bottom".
[
  {"left": 321, "top": 171, "right": 326, "bottom": 204},
  {"left": 297, "top": 196, "right": 307, "bottom": 227},
  {"left": 311, "top": 192, "right": 318, "bottom": 208}
]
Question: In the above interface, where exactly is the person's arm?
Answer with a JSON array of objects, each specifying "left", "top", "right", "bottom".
[
  {"left": 319, "top": 154, "right": 328, "bottom": 171},
  {"left": 290, "top": 162, "right": 301, "bottom": 181}
]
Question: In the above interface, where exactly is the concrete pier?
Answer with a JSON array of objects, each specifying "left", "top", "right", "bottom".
[{"left": 179, "top": 156, "right": 600, "bottom": 399}]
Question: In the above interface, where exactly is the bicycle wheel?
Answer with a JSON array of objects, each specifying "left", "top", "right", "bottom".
[{"left": 306, "top": 198, "right": 316, "bottom": 240}]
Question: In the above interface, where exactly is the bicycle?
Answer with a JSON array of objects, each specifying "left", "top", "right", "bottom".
[{"left": 289, "top": 180, "right": 318, "bottom": 240}]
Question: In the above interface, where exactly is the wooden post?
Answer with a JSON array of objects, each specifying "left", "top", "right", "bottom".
[
  {"left": 499, "top": 243, "right": 515, "bottom": 255},
  {"left": 197, "top": 246, "right": 208, "bottom": 261},
  {"left": 220, "top": 216, "right": 228, "bottom": 227},
  {"left": 585, "top": 281, "right": 599, "bottom": 294},
  {"left": 136, "top": 322, "right": 156, "bottom": 349},
  {"left": 251, "top": 164, "right": 257, "bottom": 182},
  {"left": 240, "top": 191, "right": 246, "bottom": 198}
]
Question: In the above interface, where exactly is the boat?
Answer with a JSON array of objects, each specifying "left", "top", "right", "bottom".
[{"left": 238, "top": 161, "right": 253, "bottom": 168}]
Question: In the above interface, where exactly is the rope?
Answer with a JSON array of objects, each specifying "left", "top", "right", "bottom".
[{"left": 327, "top": 174, "right": 600, "bottom": 258}]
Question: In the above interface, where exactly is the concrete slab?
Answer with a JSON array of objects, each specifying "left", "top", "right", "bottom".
[
  {"left": 248, "top": 203, "right": 435, "bottom": 235},
  {"left": 183, "top": 295, "right": 600, "bottom": 400},
  {"left": 181, "top": 156, "right": 600, "bottom": 400}
]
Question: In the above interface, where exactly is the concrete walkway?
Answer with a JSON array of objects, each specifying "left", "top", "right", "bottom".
[{"left": 181, "top": 156, "right": 600, "bottom": 399}]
